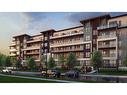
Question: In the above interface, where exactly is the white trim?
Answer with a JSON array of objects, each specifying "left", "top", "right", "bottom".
[{"left": 97, "top": 37, "right": 117, "bottom": 41}]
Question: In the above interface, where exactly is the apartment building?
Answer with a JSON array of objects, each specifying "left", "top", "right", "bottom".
[
  {"left": 50, "top": 26, "right": 84, "bottom": 66},
  {"left": 97, "top": 14, "right": 127, "bottom": 67},
  {"left": 9, "top": 13, "right": 127, "bottom": 68}
]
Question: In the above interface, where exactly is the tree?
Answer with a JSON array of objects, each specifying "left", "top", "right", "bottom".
[
  {"left": 41, "top": 55, "right": 46, "bottom": 66},
  {"left": 15, "top": 59, "right": 21, "bottom": 70},
  {"left": 66, "top": 52, "right": 77, "bottom": 70},
  {"left": 123, "top": 54, "right": 127, "bottom": 66},
  {"left": 48, "top": 56, "right": 55, "bottom": 69},
  {"left": 58, "top": 54, "right": 65, "bottom": 65},
  {"left": 91, "top": 51, "right": 103, "bottom": 72},
  {"left": 10, "top": 57, "right": 17, "bottom": 67},
  {"left": 0, "top": 53, "right": 3, "bottom": 67},
  {"left": 27, "top": 57, "right": 36, "bottom": 71},
  {"left": 1, "top": 55, "right": 7, "bottom": 67},
  {"left": 5, "top": 56, "right": 12, "bottom": 67}
]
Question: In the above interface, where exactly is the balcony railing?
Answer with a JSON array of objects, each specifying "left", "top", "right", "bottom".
[
  {"left": 10, "top": 53, "right": 16, "bottom": 56},
  {"left": 23, "top": 46, "right": 40, "bottom": 50},
  {"left": 50, "top": 39, "right": 83, "bottom": 47},
  {"left": 51, "top": 48, "right": 84, "bottom": 52},
  {"left": 10, "top": 49, "right": 17, "bottom": 52},
  {"left": 26, "top": 52, "right": 40, "bottom": 55},
  {"left": 103, "top": 53, "right": 116, "bottom": 58},
  {"left": 27, "top": 39, "right": 42, "bottom": 43},
  {"left": 98, "top": 34, "right": 117, "bottom": 39},
  {"left": 50, "top": 31, "right": 84, "bottom": 39},
  {"left": 97, "top": 24, "right": 118, "bottom": 30},
  {"left": 98, "top": 44, "right": 116, "bottom": 48}
]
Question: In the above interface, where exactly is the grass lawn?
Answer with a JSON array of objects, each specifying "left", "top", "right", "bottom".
[
  {"left": 99, "top": 70, "right": 127, "bottom": 75},
  {"left": 0, "top": 75, "right": 59, "bottom": 83},
  {"left": 0, "top": 73, "right": 102, "bottom": 83}
]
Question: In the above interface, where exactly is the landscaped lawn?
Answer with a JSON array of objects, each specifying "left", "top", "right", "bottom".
[
  {"left": 99, "top": 69, "right": 127, "bottom": 75},
  {"left": 0, "top": 75, "right": 59, "bottom": 83}
]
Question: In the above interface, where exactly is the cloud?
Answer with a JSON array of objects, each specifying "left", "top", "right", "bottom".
[
  {"left": 0, "top": 12, "right": 30, "bottom": 55},
  {"left": 66, "top": 12, "right": 127, "bottom": 24}
]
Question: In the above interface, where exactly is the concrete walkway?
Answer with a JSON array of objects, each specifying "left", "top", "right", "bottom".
[
  {"left": 81, "top": 74, "right": 127, "bottom": 78},
  {"left": 0, "top": 74, "right": 80, "bottom": 83}
]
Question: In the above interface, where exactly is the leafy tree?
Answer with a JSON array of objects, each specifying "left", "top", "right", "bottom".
[
  {"left": 58, "top": 54, "right": 65, "bottom": 65},
  {"left": 5, "top": 56, "right": 12, "bottom": 67},
  {"left": 0, "top": 53, "right": 3, "bottom": 67},
  {"left": 15, "top": 59, "right": 21, "bottom": 70},
  {"left": 48, "top": 56, "right": 55, "bottom": 69},
  {"left": 41, "top": 55, "right": 46, "bottom": 66},
  {"left": 123, "top": 54, "right": 127, "bottom": 66},
  {"left": 91, "top": 51, "right": 103, "bottom": 72},
  {"left": 1, "top": 55, "right": 7, "bottom": 67},
  {"left": 10, "top": 57, "right": 17, "bottom": 67},
  {"left": 27, "top": 57, "right": 36, "bottom": 71},
  {"left": 66, "top": 52, "right": 77, "bottom": 70}
]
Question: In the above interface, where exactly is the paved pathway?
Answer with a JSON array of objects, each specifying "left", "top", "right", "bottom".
[
  {"left": 0, "top": 74, "right": 80, "bottom": 83},
  {"left": 81, "top": 74, "right": 127, "bottom": 78}
]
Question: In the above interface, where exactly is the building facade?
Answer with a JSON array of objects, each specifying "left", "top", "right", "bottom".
[{"left": 9, "top": 14, "right": 127, "bottom": 68}]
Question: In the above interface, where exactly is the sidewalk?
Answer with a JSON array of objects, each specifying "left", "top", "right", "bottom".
[{"left": 0, "top": 73, "right": 81, "bottom": 83}]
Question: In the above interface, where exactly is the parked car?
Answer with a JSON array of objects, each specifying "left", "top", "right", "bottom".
[
  {"left": 1, "top": 69, "right": 12, "bottom": 74},
  {"left": 65, "top": 70, "right": 79, "bottom": 78},
  {"left": 41, "top": 69, "right": 61, "bottom": 78}
]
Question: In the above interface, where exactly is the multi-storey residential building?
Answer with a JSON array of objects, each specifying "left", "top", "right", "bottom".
[
  {"left": 97, "top": 14, "right": 127, "bottom": 67},
  {"left": 80, "top": 14, "right": 111, "bottom": 66},
  {"left": 9, "top": 13, "right": 127, "bottom": 68},
  {"left": 50, "top": 26, "right": 84, "bottom": 66}
]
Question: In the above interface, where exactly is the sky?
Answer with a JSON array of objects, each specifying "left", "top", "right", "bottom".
[{"left": 0, "top": 12, "right": 126, "bottom": 55}]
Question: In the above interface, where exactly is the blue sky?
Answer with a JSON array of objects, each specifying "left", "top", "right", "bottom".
[{"left": 0, "top": 12, "right": 126, "bottom": 55}]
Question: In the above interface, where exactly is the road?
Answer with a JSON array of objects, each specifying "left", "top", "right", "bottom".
[{"left": 0, "top": 73, "right": 80, "bottom": 83}]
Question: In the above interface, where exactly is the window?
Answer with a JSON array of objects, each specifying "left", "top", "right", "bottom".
[
  {"left": 93, "top": 39, "right": 96, "bottom": 44},
  {"left": 86, "top": 52, "right": 90, "bottom": 57},
  {"left": 86, "top": 44, "right": 90, "bottom": 49},
  {"left": 85, "top": 35, "right": 90, "bottom": 41},
  {"left": 93, "top": 30, "right": 97, "bottom": 35},
  {"left": 85, "top": 27, "right": 91, "bottom": 32},
  {"left": 109, "top": 21, "right": 117, "bottom": 26}
]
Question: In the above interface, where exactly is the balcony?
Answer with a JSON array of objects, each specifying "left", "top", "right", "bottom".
[
  {"left": 97, "top": 24, "right": 118, "bottom": 30},
  {"left": 98, "top": 44, "right": 116, "bottom": 48},
  {"left": 51, "top": 47, "right": 84, "bottom": 53},
  {"left": 26, "top": 52, "right": 40, "bottom": 55},
  {"left": 50, "top": 39, "right": 85, "bottom": 47},
  {"left": 27, "top": 39, "right": 42, "bottom": 43},
  {"left": 102, "top": 53, "right": 117, "bottom": 59},
  {"left": 97, "top": 34, "right": 117, "bottom": 41},
  {"left": 50, "top": 31, "right": 84, "bottom": 39},
  {"left": 10, "top": 53, "right": 16, "bottom": 56},
  {"left": 22, "top": 46, "right": 40, "bottom": 51},
  {"left": 10, "top": 49, "right": 17, "bottom": 52}
]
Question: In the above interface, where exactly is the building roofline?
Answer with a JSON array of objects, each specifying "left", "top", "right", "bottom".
[
  {"left": 40, "top": 29, "right": 56, "bottom": 33},
  {"left": 13, "top": 34, "right": 31, "bottom": 38},
  {"left": 111, "top": 13, "right": 127, "bottom": 19},
  {"left": 56, "top": 25, "right": 83, "bottom": 32},
  {"left": 32, "top": 34, "right": 42, "bottom": 37},
  {"left": 80, "top": 14, "right": 111, "bottom": 24}
]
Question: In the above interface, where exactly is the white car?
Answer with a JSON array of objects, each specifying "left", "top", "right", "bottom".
[{"left": 1, "top": 69, "right": 12, "bottom": 74}]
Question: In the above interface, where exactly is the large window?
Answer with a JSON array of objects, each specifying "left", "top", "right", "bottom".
[
  {"left": 86, "top": 52, "right": 90, "bottom": 57},
  {"left": 85, "top": 35, "right": 90, "bottom": 41},
  {"left": 86, "top": 44, "right": 90, "bottom": 49}
]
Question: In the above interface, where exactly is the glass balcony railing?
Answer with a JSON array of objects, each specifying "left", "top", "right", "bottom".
[
  {"left": 51, "top": 47, "right": 84, "bottom": 52},
  {"left": 51, "top": 31, "right": 84, "bottom": 39},
  {"left": 97, "top": 24, "right": 118, "bottom": 30},
  {"left": 98, "top": 34, "right": 117, "bottom": 39},
  {"left": 103, "top": 53, "right": 116, "bottom": 58},
  {"left": 98, "top": 44, "right": 116, "bottom": 48}
]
